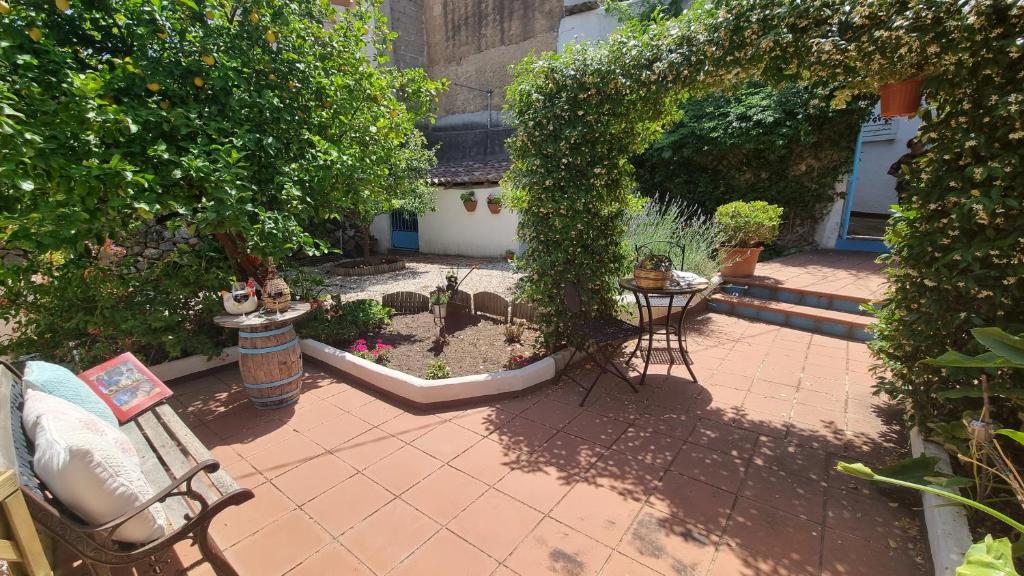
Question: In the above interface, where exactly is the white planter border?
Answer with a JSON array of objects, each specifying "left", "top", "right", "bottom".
[
  {"left": 909, "top": 427, "right": 973, "bottom": 576},
  {"left": 300, "top": 338, "right": 576, "bottom": 406},
  {"left": 149, "top": 347, "right": 239, "bottom": 381}
]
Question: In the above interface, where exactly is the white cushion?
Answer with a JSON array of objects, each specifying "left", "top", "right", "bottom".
[{"left": 22, "top": 389, "right": 167, "bottom": 544}]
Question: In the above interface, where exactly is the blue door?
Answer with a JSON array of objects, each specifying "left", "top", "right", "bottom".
[{"left": 390, "top": 210, "right": 419, "bottom": 251}]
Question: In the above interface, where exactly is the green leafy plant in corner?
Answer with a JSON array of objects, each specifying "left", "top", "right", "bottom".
[
  {"left": 714, "top": 201, "right": 784, "bottom": 248},
  {"left": 297, "top": 298, "right": 392, "bottom": 349},
  {"left": 425, "top": 360, "right": 451, "bottom": 380}
]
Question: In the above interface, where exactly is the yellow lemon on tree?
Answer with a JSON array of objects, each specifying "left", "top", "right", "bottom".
[
  {"left": 28, "top": 27, "right": 42, "bottom": 42},
  {"left": 248, "top": 11, "right": 259, "bottom": 23},
  {"left": 55, "top": 0, "right": 69, "bottom": 11},
  {"left": 159, "top": 100, "right": 171, "bottom": 110},
  {"left": 265, "top": 30, "right": 277, "bottom": 43},
  {"left": 193, "top": 76, "right": 204, "bottom": 87},
  {"left": 201, "top": 54, "right": 215, "bottom": 66},
  {"left": 157, "top": 30, "right": 169, "bottom": 39},
  {"left": 268, "top": 73, "right": 277, "bottom": 81},
  {"left": 0, "top": 1, "right": 11, "bottom": 15},
  {"left": 146, "top": 81, "right": 161, "bottom": 92},
  {"left": 204, "top": 9, "right": 215, "bottom": 19}
]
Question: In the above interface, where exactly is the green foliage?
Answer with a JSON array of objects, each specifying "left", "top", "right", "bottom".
[
  {"left": 429, "top": 291, "right": 448, "bottom": 305},
  {"left": 714, "top": 201, "right": 784, "bottom": 247},
  {"left": 486, "top": 193, "right": 502, "bottom": 206},
  {"left": 460, "top": 190, "right": 476, "bottom": 203},
  {"left": 923, "top": 328, "right": 1024, "bottom": 370},
  {"left": 633, "top": 82, "right": 870, "bottom": 244},
  {"left": 0, "top": 244, "right": 233, "bottom": 369},
  {"left": 424, "top": 359, "right": 451, "bottom": 380},
  {"left": 281, "top": 266, "right": 328, "bottom": 303},
  {"left": 297, "top": 298, "right": 392, "bottom": 349},
  {"left": 0, "top": 0, "right": 442, "bottom": 260},
  {"left": 957, "top": 535, "right": 1019, "bottom": 576}
]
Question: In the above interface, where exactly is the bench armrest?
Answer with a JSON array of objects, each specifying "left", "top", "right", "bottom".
[{"left": 85, "top": 458, "right": 221, "bottom": 546}]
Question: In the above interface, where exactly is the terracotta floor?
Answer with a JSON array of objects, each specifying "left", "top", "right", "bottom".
[
  {"left": 740, "top": 250, "right": 887, "bottom": 301},
  {"left": 115, "top": 313, "right": 928, "bottom": 576}
]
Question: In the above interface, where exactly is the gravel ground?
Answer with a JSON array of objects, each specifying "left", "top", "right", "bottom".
[{"left": 315, "top": 254, "right": 522, "bottom": 302}]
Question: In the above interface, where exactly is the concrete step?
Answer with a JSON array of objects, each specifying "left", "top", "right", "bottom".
[
  {"left": 708, "top": 293, "right": 874, "bottom": 341},
  {"left": 720, "top": 277, "right": 875, "bottom": 316}
]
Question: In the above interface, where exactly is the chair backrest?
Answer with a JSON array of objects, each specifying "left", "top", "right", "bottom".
[{"left": 635, "top": 240, "right": 686, "bottom": 269}]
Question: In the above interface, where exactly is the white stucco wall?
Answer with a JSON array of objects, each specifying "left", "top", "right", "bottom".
[
  {"left": 814, "top": 179, "right": 848, "bottom": 249},
  {"left": 369, "top": 185, "right": 520, "bottom": 258},
  {"left": 852, "top": 111, "right": 923, "bottom": 214}
]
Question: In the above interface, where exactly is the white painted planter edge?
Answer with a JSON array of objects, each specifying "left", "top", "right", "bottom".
[
  {"left": 149, "top": 347, "right": 239, "bottom": 381},
  {"left": 909, "top": 426, "right": 973, "bottom": 576},
  {"left": 299, "top": 338, "right": 574, "bottom": 405}
]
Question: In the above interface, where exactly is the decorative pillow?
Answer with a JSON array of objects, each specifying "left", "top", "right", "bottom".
[
  {"left": 23, "top": 361, "right": 118, "bottom": 428},
  {"left": 22, "top": 389, "right": 167, "bottom": 544}
]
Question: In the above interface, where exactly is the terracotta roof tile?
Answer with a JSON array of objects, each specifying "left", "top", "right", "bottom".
[{"left": 428, "top": 161, "right": 510, "bottom": 186}]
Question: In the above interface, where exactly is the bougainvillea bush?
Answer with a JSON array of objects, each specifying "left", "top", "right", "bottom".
[{"left": 506, "top": 0, "right": 1023, "bottom": 432}]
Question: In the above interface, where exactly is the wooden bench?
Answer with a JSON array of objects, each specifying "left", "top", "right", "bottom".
[{"left": 0, "top": 361, "right": 254, "bottom": 576}]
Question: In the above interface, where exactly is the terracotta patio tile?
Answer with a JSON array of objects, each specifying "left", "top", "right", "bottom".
[
  {"left": 631, "top": 410, "right": 697, "bottom": 441},
  {"left": 449, "top": 489, "right": 543, "bottom": 561},
  {"left": 280, "top": 399, "right": 346, "bottom": 431},
  {"left": 611, "top": 426, "right": 684, "bottom": 468},
  {"left": 811, "top": 334, "right": 849, "bottom": 350},
  {"left": 802, "top": 361, "right": 848, "bottom": 383},
  {"left": 364, "top": 444, "right": 442, "bottom": 494},
  {"left": 490, "top": 393, "right": 542, "bottom": 415},
  {"left": 520, "top": 398, "right": 585, "bottom": 429},
  {"left": 598, "top": 553, "right": 661, "bottom": 576},
  {"left": 708, "top": 542, "right": 815, "bottom": 576},
  {"left": 332, "top": 427, "right": 405, "bottom": 469},
  {"left": 795, "top": 388, "right": 845, "bottom": 411},
  {"left": 340, "top": 499, "right": 439, "bottom": 575},
  {"left": 221, "top": 457, "right": 265, "bottom": 490},
  {"left": 271, "top": 452, "right": 355, "bottom": 505},
  {"left": 412, "top": 420, "right": 482, "bottom": 462},
  {"left": 822, "top": 528, "right": 929, "bottom": 576},
  {"left": 723, "top": 498, "right": 821, "bottom": 575},
  {"left": 742, "top": 393, "right": 794, "bottom": 420},
  {"left": 210, "top": 482, "right": 294, "bottom": 548},
  {"left": 533, "top": 432, "right": 607, "bottom": 476},
  {"left": 709, "top": 371, "right": 755, "bottom": 391},
  {"left": 731, "top": 407, "right": 791, "bottom": 440},
  {"left": 493, "top": 416, "right": 559, "bottom": 454},
  {"left": 550, "top": 481, "right": 643, "bottom": 547},
  {"left": 327, "top": 386, "right": 378, "bottom": 411},
  {"left": 402, "top": 465, "right": 488, "bottom": 524},
  {"left": 349, "top": 398, "right": 404, "bottom": 426},
  {"left": 495, "top": 462, "right": 577, "bottom": 513},
  {"left": 791, "top": 403, "right": 846, "bottom": 430},
  {"left": 492, "top": 566, "right": 521, "bottom": 576},
  {"left": 450, "top": 406, "right": 515, "bottom": 437},
  {"left": 244, "top": 434, "right": 324, "bottom": 479},
  {"left": 669, "top": 442, "right": 748, "bottom": 493},
  {"left": 703, "top": 385, "right": 747, "bottom": 413},
  {"left": 582, "top": 392, "right": 645, "bottom": 423},
  {"left": 689, "top": 419, "right": 758, "bottom": 459},
  {"left": 287, "top": 542, "right": 373, "bottom": 576},
  {"left": 583, "top": 449, "right": 665, "bottom": 502},
  {"left": 303, "top": 473, "right": 393, "bottom": 536},
  {"left": 786, "top": 422, "right": 846, "bottom": 455},
  {"left": 214, "top": 413, "right": 292, "bottom": 454},
  {"left": 505, "top": 518, "right": 612, "bottom": 576},
  {"left": 390, "top": 529, "right": 497, "bottom": 576},
  {"left": 301, "top": 412, "right": 373, "bottom": 450},
  {"left": 740, "top": 463, "right": 826, "bottom": 523},
  {"left": 748, "top": 379, "right": 798, "bottom": 401},
  {"left": 824, "top": 488, "right": 922, "bottom": 548},
  {"left": 564, "top": 411, "right": 631, "bottom": 447},
  {"left": 648, "top": 471, "right": 735, "bottom": 535},
  {"left": 379, "top": 411, "right": 444, "bottom": 442},
  {"left": 619, "top": 507, "right": 718, "bottom": 576},
  {"left": 224, "top": 510, "right": 331, "bottom": 576},
  {"left": 751, "top": 436, "right": 831, "bottom": 482},
  {"left": 450, "top": 436, "right": 525, "bottom": 485}
]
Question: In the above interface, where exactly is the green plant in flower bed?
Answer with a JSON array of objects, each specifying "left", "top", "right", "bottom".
[
  {"left": 0, "top": 243, "right": 233, "bottom": 370},
  {"left": 506, "top": 0, "right": 1023, "bottom": 430},
  {"left": 424, "top": 360, "right": 451, "bottom": 380},
  {"left": 297, "top": 298, "right": 392, "bottom": 349},
  {"left": 715, "top": 201, "right": 784, "bottom": 248}
]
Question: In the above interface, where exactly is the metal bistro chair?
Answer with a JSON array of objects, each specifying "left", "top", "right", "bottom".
[{"left": 557, "top": 282, "right": 641, "bottom": 406}]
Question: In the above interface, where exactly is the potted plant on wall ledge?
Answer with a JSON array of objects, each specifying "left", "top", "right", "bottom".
[
  {"left": 716, "top": 200, "right": 783, "bottom": 278},
  {"left": 461, "top": 190, "right": 477, "bottom": 212},
  {"left": 878, "top": 78, "right": 925, "bottom": 118},
  {"left": 487, "top": 193, "right": 502, "bottom": 214}
]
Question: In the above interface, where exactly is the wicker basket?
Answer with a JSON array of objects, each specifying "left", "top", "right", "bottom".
[
  {"left": 261, "top": 263, "right": 292, "bottom": 312},
  {"left": 633, "top": 267, "right": 671, "bottom": 289}
]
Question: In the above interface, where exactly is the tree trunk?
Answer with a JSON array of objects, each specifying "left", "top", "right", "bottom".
[
  {"left": 360, "top": 225, "right": 371, "bottom": 259},
  {"left": 214, "top": 232, "right": 261, "bottom": 281}
]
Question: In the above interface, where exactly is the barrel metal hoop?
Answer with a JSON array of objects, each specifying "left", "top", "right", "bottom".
[
  {"left": 239, "top": 337, "right": 299, "bottom": 354},
  {"left": 243, "top": 371, "right": 304, "bottom": 391},
  {"left": 251, "top": 389, "right": 301, "bottom": 407},
  {"left": 239, "top": 325, "right": 294, "bottom": 338}
]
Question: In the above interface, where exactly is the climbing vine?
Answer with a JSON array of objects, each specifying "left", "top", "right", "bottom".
[{"left": 506, "top": 0, "right": 1023, "bottom": 428}]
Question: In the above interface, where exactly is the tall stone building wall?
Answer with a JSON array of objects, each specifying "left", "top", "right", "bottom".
[{"left": 384, "top": 0, "right": 427, "bottom": 69}]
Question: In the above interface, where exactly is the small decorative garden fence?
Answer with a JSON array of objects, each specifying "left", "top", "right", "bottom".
[
  {"left": 379, "top": 291, "right": 538, "bottom": 324},
  {"left": 381, "top": 291, "right": 429, "bottom": 314}
]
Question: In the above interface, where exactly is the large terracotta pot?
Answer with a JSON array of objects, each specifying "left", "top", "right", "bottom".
[
  {"left": 488, "top": 203, "right": 501, "bottom": 214},
  {"left": 720, "top": 247, "right": 764, "bottom": 278},
  {"left": 879, "top": 79, "right": 924, "bottom": 118}
]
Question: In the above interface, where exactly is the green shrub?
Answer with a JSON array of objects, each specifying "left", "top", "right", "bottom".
[
  {"left": 298, "top": 299, "right": 392, "bottom": 349},
  {"left": 425, "top": 360, "right": 451, "bottom": 380},
  {"left": 715, "top": 201, "right": 784, "bottom": 248},
  {"left": 0, "top": 244, "right": 233, "bottom": 369},
  {"left": 460, "top": 191, "right": 476, "bottom": 203},
  {"left": 624, "top": 201, "right": 726, "bottom": 281}
]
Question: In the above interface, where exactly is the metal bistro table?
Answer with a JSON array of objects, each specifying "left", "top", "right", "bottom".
[
  {"left": 619, "top": 277, "right": 708, "bottom": 387},
  {"left": 214, "top": 302, "right": 311, "bottom": 409}
]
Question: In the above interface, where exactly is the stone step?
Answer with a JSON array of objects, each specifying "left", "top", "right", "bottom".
[
  {"left": 719, "top": 277, "right": 875, "bottom": 316},
  {"left": 708, "top": 293, "right": 874, "bottom": 341}
]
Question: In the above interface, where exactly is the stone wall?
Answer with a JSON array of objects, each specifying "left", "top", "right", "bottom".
[
  {"left": 385, "top": 0, "right": 427, "bottom": 69},
  {"left": 122, "top": 222, "right": 200, "bottom": 272}
]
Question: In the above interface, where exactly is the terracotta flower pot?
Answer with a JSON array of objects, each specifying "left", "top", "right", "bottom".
[
  {"left": 720, "top": 247, "right": 764, "bottom": 278},
  {"left": 878, "top": 79, "right": 924, "bottom": 118},
  {"left": 488, "top": 203, "right": 501, "bottom": 214},
  {"left": 463, "top": 200, "right": 477, "bottom": 212}
]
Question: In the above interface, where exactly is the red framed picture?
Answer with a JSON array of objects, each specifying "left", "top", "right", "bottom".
[{"left": 78, "top": 352, "right": 173, "bottom": 424}]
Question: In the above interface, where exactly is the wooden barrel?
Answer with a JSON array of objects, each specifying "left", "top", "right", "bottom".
[{"left": 238, "top": 321, "right": 303, "bottom": 409}]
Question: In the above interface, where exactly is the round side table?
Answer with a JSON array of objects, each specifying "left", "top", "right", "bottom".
[{"left": 214, "top": 302, "right": 311, "bottom": 409}]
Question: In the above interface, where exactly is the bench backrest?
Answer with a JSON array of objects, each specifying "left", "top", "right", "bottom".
[{"left": 0, "top": 362, "right": 43, "bottom": 497}]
